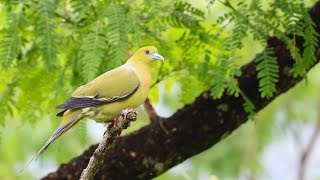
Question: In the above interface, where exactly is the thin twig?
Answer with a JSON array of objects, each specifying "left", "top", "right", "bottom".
[
  {"left": 297, "top": 103, "right": 320, "bottom": 180},
  {"left": 218, "top": 0, "right": 236, "bottom": 11},
  {"left": 80, "top": 108, "right": 138, "bottom": 180},
  {"left": 143, "top": 97, "right": 160, "bottom": 121}
]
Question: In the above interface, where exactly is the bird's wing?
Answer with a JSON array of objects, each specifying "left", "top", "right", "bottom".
[{"left": 56, "top": 66, "right": 140, "bottom": 111}]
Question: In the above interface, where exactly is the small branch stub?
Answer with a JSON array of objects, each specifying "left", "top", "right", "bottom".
[
  {"left": 143, "top": 98, "right": 160, "bottom": 121},
  {"left": 80, "top": 108, "right": 138, "bottom": 180}
]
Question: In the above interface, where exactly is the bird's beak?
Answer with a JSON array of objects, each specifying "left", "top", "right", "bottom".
[{"left": 150, "top": 52, "right": 164, "bottom": 61}]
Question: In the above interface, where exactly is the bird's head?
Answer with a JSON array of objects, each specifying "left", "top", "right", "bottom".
[{"left": 128, "top": 46, "right": 164, "bottom": 64}]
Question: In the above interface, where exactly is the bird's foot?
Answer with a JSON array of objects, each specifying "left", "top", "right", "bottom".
[
  {"left": 107, "top": 122, "right": 114, "bottom": 129},
  {"left": 113, "top": 117, "right": 119, "bottom": 127},
  {"left": 112, "top": 116, "right": 122, "bottom": 136}
]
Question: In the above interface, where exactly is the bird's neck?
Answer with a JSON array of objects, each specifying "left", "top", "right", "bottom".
[
  {"left": 125, "top": 61, "right": 152, "bottom": 86},
  {"left": 126, "top": 60, "right": 152, "bottom": 74}
]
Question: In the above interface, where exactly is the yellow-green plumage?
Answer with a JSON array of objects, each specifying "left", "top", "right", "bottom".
[
  {"left": 21, "top": 46, "right": 163, "bottom": 171},
  {"left": 68, "top": 62, "right": 149, "bottom": 121}
]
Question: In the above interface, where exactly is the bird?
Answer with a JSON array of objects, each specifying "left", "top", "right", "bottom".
[{"left": 21, "top": 46, "right": 164, "bottom": 171}]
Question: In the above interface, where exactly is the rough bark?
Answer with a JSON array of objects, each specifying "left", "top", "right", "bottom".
[{"left": 42, "top": 2, "right": 320, "bottom": 180}]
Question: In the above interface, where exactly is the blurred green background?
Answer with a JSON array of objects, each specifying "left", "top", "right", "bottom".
[{"left": 0, "top": 0, "right": 320, "bottom": 179}]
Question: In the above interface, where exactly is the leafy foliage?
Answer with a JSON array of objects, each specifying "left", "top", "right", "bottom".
[
  {"left": 242, "top": 95, "right": 255, "bottom": 118},
  {"left": 0, "top": 0, "right": 319, "bottom": 179},
  {"left": 36, "top": 0, "right": 59, "bottom": 70},
  {"left": 277, "top": 0, "right": 320, "bottom": 76},
  {"left": 0, "top": 76, "right": 18, "bottom": 120},
  {"left": 215, "top": 0, "right": 318, "bottom": 98},
  {"left": 70, "top": 0, "right": 90, "bottom": 23},
  {"left": 231, "top": 2, "right": 248, "bottom": 49},
  {"left": 0, "top": 11, "right": 25, "bottom": 68},
  {"left": 301, "top": 12, "right": 320, "bottom": 71},
  {"left": 210, "top": 59, "right": 228, "bottom": 99},
  {"left": 165, "top": 1, "right": 204, "bottom": 29},
  {"left": 105, "top": 4, "right": 127, "bottom": 68},
  {"left": 79, "top": 21, "right": 107, "bottom": 82},
  {"left": 209, "top": 53, "right": 241, "bottom": 99},
  {"left": 0, "top": 0, "right": 317, "bottom": 131}
]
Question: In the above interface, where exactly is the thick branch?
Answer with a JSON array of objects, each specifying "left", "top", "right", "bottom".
[{"left": 43, "top": 2, "right": 320, "bottom": 180}]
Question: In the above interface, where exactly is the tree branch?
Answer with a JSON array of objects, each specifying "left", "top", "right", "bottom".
[
  {"left": 297, "top": 102, "right": 320, "bottom": 180},
  {"left": 42, "top": 1, "right": 320, "bottom": 179},
  {"left": 143, "top": 98, "right": 160, "bottom": 121},
  {"left": 79, "top": 109, "right": 138, "bottom": 180}
]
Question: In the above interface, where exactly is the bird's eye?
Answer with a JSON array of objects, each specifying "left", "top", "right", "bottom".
[{"left": 145, "top": 50, "right": 150, "bottom": 54}]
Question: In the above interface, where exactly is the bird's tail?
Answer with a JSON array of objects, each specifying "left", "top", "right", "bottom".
[{"left": 20, "top": 110, "right": 83, "bottom": 173}]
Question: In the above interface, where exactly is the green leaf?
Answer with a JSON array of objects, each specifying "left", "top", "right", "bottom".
[
  {"left": 255, "top": 47, "right": 279, "bottom": 99},
  {"left": 79, "top": 20, "right": 107, "bottom": 82},
  {"left": 70, "top": 0, "right": 90, "bottom": 22},
  {"left": 210, "top": 59, "right": 228, "bottom": 99},
  {"left": 198, "top": 53, "right": 210, "bottom": 79},
  {"left": 106, "top": 4, "right": 127, "bottom": 68},
  {"left": 0, "top": 76, "right": 19, "bottom": 120},
  {"left": 231, "top": 2, "right": 249, "bottom": 49},
  {"left": 0, "top": 11, "right": 25, "bottom": 68},
  {"left": 165, "top": 1, "right": 204, "bottom": 29},
  {"left": 301, "top": 12, "right": 319, "bottom": 70},
  {"left": 227, "top": 78, "right": 240, "bottom": 97},
  {"left": 241, "top": 91, "right": 255, "bottom": 118},
  {"left": 36, "top": 0, "right": 59, "bottom": 70}
]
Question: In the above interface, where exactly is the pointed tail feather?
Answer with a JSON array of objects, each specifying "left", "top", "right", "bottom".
[{"left": 20, "top": 112, "right": 83, "bottom": 173}]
